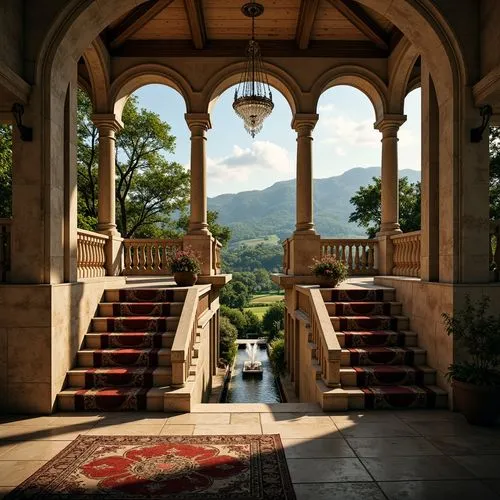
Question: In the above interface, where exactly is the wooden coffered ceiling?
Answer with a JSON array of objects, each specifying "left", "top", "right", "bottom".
[{"left": 105, "top": 0, "right": 401, "bottom": 57}]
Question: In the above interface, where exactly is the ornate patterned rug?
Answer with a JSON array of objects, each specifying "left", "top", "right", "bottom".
[{"left": 6, "top": 434, "right": 296, "bottom": 499}]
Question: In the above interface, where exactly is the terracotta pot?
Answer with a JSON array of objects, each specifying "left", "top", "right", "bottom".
[
  {"left": 453, "top": 379, "right": 500, "bottom": 426},
  {"left": 173, "top": 271, "right": 198, "bottom": 287},
  {"left": 316, "top": 276, "right": 340, "bottom": 288}
]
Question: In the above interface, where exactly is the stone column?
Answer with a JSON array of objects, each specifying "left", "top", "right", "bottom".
[
  {"left": 287, "top": 114, "right": 321, "bottom": 276},
  {"left": 293, "top": 114, "right": 318, "bottom": 234},
  {"left": 375, "top": 115, "right": 406, "bottom": 275},
  {"left": 184, "top": 113, "right": 213, "bottom": 275},
  {"left": 92, "top": 114, "right": 122, "bottom": 236},
  {"left": 92, "top": 114, "right": 123, "bottom": 275},
  {"left": 186, "top": 113, "right": 211, "bottom": 235}
]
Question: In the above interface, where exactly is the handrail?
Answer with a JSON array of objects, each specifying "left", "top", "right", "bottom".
[
  {"left": 490, "top": 220, "right": 500, "bottom": 282},
  {"left": 390, "top": 230, "right": 421, "bottom": 277},
  {"left": 170, "top": 287, "right": 200, "bottom": 387},
  {"left": 77, "top": 229, "right": 109, "bottom": 279},
  {"left": 123, "top": 238, "right": 182, "bottom": 275},
  {"left": 321, "top": 238, "right": 377, "bottom": 275},
  {"left": 296, "top": 286, "right": 341, "bottom": 387},
  {"left": 0, "top": 219, "right": 12, "bottom": 283}
]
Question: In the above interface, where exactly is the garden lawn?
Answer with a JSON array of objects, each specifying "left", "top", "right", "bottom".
[
  {"left": 245, "top": 306, "right": 269, "bottom": 320},
  {"left": 249, "top": 294, "right": 284, "bottom": 305}
]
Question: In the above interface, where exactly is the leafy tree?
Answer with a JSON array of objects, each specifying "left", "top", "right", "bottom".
[
  {"left": 262, "top": 301, "right": 285, "bottom": 342},
  {"left": 176, "top": 210, "right": 231, "bottom": 247},
  {"left": 490, "top": 127, "right": 500, "bottom": 221},
  {"left": 219, "top": 316, "right": 238, "bottom": 366},
  {"left": 222, "top": 243, "right": 283, "bottom": 272},
  {"left": 269, "top": 333, "right": 285, "bottom": 375},
  {"left": 77, "top": 89, "right": 190, "bottom": 238},
  {"left": 243, "top": 309, "right": 262, "bottom": 336},
  {"left": 219, "top": 281, "right": 251, "bottom": 309},
  {"left": 220, "top": 305, "right": 247, "bottom": 333},
  {"left": 0, "top": 125, "right": 12, "bottom": 218},
  {"left": 349, "top": 176, "right": 421, "bottom": 238}
]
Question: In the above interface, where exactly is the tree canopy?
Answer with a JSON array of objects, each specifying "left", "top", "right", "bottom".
[
  {"left": 0, "top": 125, "right": 12, "bottom": 218},
  {"left": 490, "top": 127, "right": 500, "bottom": 221},
  {"left": 349, "top": 176, "right": 421, "bottom": 238}
]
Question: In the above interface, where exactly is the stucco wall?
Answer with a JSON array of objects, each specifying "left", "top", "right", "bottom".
[{"left": 0, "top": 0, "right": 23, "bottom": 76}]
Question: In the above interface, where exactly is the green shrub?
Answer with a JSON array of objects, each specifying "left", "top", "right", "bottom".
[
  {"left": 262, "top": 301, "right": 285, "bottom": 342},
  {"left": 243, "top": 309, "right": 262, "bottom": 335},
  {"left": 220, "top": 305, "right": 247, "bottom": 333},
  {"left": 269, "top": 334, "right": 286, "bottom": 375},
  {"left": 219, "top": 316, "right": 238, "bottom": 366}
]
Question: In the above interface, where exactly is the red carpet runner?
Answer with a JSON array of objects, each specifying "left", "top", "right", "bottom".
[{"left": 5, "top": 435, "right": 296, "bottom": 499}]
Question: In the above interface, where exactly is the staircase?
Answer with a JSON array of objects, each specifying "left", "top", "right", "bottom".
[
  {"left": 58, "top": 288, "right": 190, "bottom": 412},
  {"left": 321, "top": 287, "right": 447, "bottom": 410}
]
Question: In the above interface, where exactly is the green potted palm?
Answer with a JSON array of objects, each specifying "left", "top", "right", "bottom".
[
  {"left": 310, "top": 255, "right": 348, "bottom": 287},
  {"left": 442, "top": 295, "right": 500, "bottom": 426},
  {"left": 169, "top": 247, "right": 201, "bottom": 286}
]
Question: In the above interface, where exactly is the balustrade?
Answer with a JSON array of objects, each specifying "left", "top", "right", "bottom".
[
  {"left": 77, "top": 229, "right": 108, "bottom": 278},
  {"left": 0, "top": 219, "right": 12, "bottom": 282},
  {"left": 320, "top": 238, "right": 377, "bottom": 275},
  {"left": 391, "top": 231, "right": 421, "bottom": 277},
  {"left": 123, "top": 239, "right": 183, "bottom": 275}
]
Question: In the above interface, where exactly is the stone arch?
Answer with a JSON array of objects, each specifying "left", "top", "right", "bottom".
[
  {"left": 311, "top": 65, "right": 389, "bottom": 121},
  {"left": 204, "top": 61, "right": 301, "bottom": 114},
  {"left": 110, "top": 64, "right": 193, "bottom": 120},
  {"left": 82, "top": 38, "right": 111, "bottom": 113},
  {"left": 388, "top": 38, "right": 420, "bottom": 114}
]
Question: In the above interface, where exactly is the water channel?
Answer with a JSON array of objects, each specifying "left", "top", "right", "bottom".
[{"left": 224, "top": 344, "right": 282, "bottom": 403}]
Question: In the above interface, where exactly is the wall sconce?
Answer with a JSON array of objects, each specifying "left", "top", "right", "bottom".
[
  {"left": 11, "top": 103, "right": 33, "bottom": 142},
  {"left": 470, "top": 104, "right": 492, "bottom": 143}
]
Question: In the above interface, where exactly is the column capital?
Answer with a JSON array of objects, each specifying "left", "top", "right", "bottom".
[
  {"left": 92, "top": 114, "right": 123, "bottom": 132},
  {"left": 185, "top": 113, "right": 212, "bottom": 131},
  {"left": 374, "top": 114, "right": 407, "bottom": 136},
  {"left": 292, "top": 113, "right": 319, "bottom": 135}
]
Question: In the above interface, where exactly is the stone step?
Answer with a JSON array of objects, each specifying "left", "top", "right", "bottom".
[
  {"left": 67, "top": 366, "right": 172, "bottom": 388},
  {"left": 340, "top": 346, "right": 427, "bottom": 366},
  {"left": 336, "top": 330, "right": 418, "bottom": 348},
  {"left": 340, "top": 365, "right": 436, "bottom": 386},
  {"left": 98, "top": 302, "right": 183, "bottom": 318},
  {"left": 325, "top": 301, "right": 402, "bottom": 316},
  {"left": 57, "top": 387, "right": 167, "bottom": 412},
  {"left": 104, "top": 288, "right": 186, "bottom": 303},
  {"left": 331, "top": 315, "right": 409, "bottom": 332},
  {"left": 85, "top": 332, "right": 175, "bottom": 349},
  {"left": 320, "top": 288, "right": 395, "bottom": 303},
  {"left": 343, "top": 385, "right": 448, "bottom": 410},
  {"left": 77, "top": 348, "right": 171, "bottom": 367},
  {"left": 92, "top": 316, "right": 179, "bottom": 333}
]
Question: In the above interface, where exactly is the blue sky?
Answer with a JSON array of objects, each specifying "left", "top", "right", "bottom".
[{"left": 134, "top": 84, "right": 421, "bottom": 197}]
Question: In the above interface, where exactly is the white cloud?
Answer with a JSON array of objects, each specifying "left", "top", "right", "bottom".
[
  {"left": 207, "top": 141, "right": 293, "bottom": 188},
  {"left": 317, "top": 115, "right": 380, "bottom": 148}
]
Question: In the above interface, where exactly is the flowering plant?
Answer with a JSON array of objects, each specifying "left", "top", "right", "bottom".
[
  {"left": 169, "top": 247, "right": 201, "bottom": 273},
  {"left": 310, "top": 255, "right": 348, "bottom": 284}
]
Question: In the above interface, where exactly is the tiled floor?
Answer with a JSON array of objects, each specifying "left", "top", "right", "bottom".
[{"left": 0, "top": 404, "right": 499, "bottom": 499}]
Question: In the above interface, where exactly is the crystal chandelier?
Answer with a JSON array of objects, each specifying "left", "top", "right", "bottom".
[{"left": 233, "top": 2, "right": 274, "bottom": 138}]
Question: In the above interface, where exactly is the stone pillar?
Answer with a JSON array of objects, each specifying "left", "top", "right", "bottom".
[
  {"left": 293, "top": 114, "right": 318, "bottom": 234},
  {"left": 92, "top": 114, "right": 123, "bottom": 276},
  {"left": 184, "top": 113, "right": 213, "bottom": 275},
  {"left": 375, "top": 115, "right": 406, "bottom": 275}
]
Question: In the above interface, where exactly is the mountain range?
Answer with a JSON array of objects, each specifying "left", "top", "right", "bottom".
[{"left": 208, "top": 167, "right": 420, "bottom": 243}]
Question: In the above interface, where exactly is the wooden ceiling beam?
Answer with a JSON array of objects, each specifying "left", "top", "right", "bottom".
[
  {"left": 184, "top": 0, "right": 207, "bottom": 49},
  {"left": 109, "top": 0, "right": 175, "bottom": 50},
  {"left": 296, "top": 0, "right": 321, "bottom": 50},
  {"left": 325, "top": 0, "right": 389, "bottom": 51},
  {"left": 113, "top": 39, "right": 389, "bottom": 58}
]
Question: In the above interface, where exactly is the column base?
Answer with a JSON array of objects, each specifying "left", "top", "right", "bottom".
[
  {"left": 289, "top": 233, "right": 321, "bottom": 275},
  {"left": 188, "top": 223, "right": 210, "bottom": 235},
  {"left": 294, "top": 223, "right": 316, "bottom": 234},
  {"left": 377, "top": 223, "right": 402, "bottom": 237},
  {"left": 97, "top": 223, "right": 120, "bottom": 237},
  {"left": 183, "top": 233, "right": 214, "bottom": 276}
]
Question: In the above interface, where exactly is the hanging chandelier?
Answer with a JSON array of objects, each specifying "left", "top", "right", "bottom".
[{"left": 233, "top": 2, "right": 274, "bottom": 138}]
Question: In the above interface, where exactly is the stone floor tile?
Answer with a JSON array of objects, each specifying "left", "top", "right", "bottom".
[
  {"left": 406, "top": 420, "right": 500, "bottom": 437},
  {"left": 230, "top": 413, "right": 261, "bottom": 425},
  {"left": 287, "top": 458, "right": 372, "bottom": 483},
  {"left": 427, "top": 435, "right": 500, "bottom": 455},
  {"left": 260, "top": 413, "right": 332, "bottom": 425},
  {"left": 160, "top": 425, "right": 195, "bottom": 436},
  {"left": 336, "top": 421, "right": 420, "bottom": 438},
  {"left": 347, "top": 437, "right": 443, "bottom": 457},
  {"left": 396, "top": 410, "right": 467, "bottom": 422},
  {"left": 96, "top": 414, "right": 168, "bottom": 426},
  {"left": 86, "top": 424, "right": 163, "bottom": 436},
  {"left": 0, "top": 487, "right": 13, "bottom": 499},
  {"left": 0, "top": 426, "right": 90, "bottom": 442},
  {"left": 0, "top": 441, "right": 71, "bottom": 461},
  {"left": 166, "top": 413, "right": 230, "bottom": 425},
  {"left": 282, "top": 438, "right": 355, "bottom": 458},
  {"left": 361, "top": 455, "right": 474, "bottom": 481},
  {"left": 294, "top": 482, "right": 386, "bottom": 500},
  {"left": 0, "top": 444, "right": 18, "bottom": 459},
  {"left": 193, "top": 424, "right": 262, "bottom": 435},
  {"left": 379, "top": 480, "right": 500, "bottom": 500},
  {"left": 328, "top": 411, "right": 399, "bottom": 424},
  {"left": 452, "top": 455, "right": 500, "bottom": 478},
  {"left": 0, "top": 461, "right": 46, "bottom": 487},
  {"left": 261, "top": 423, "right": 340, "bottom": 439}
]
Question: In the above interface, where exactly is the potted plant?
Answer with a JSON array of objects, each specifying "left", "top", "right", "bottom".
[
  {"left": 310, "top": 255, "right": 348, "bottom": 287},
  {"left": 169, "top": 247, "right": 201, "bottom": 286},
  {"left": 442, "top": 295, "right": 500, "bottom": 426}
]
